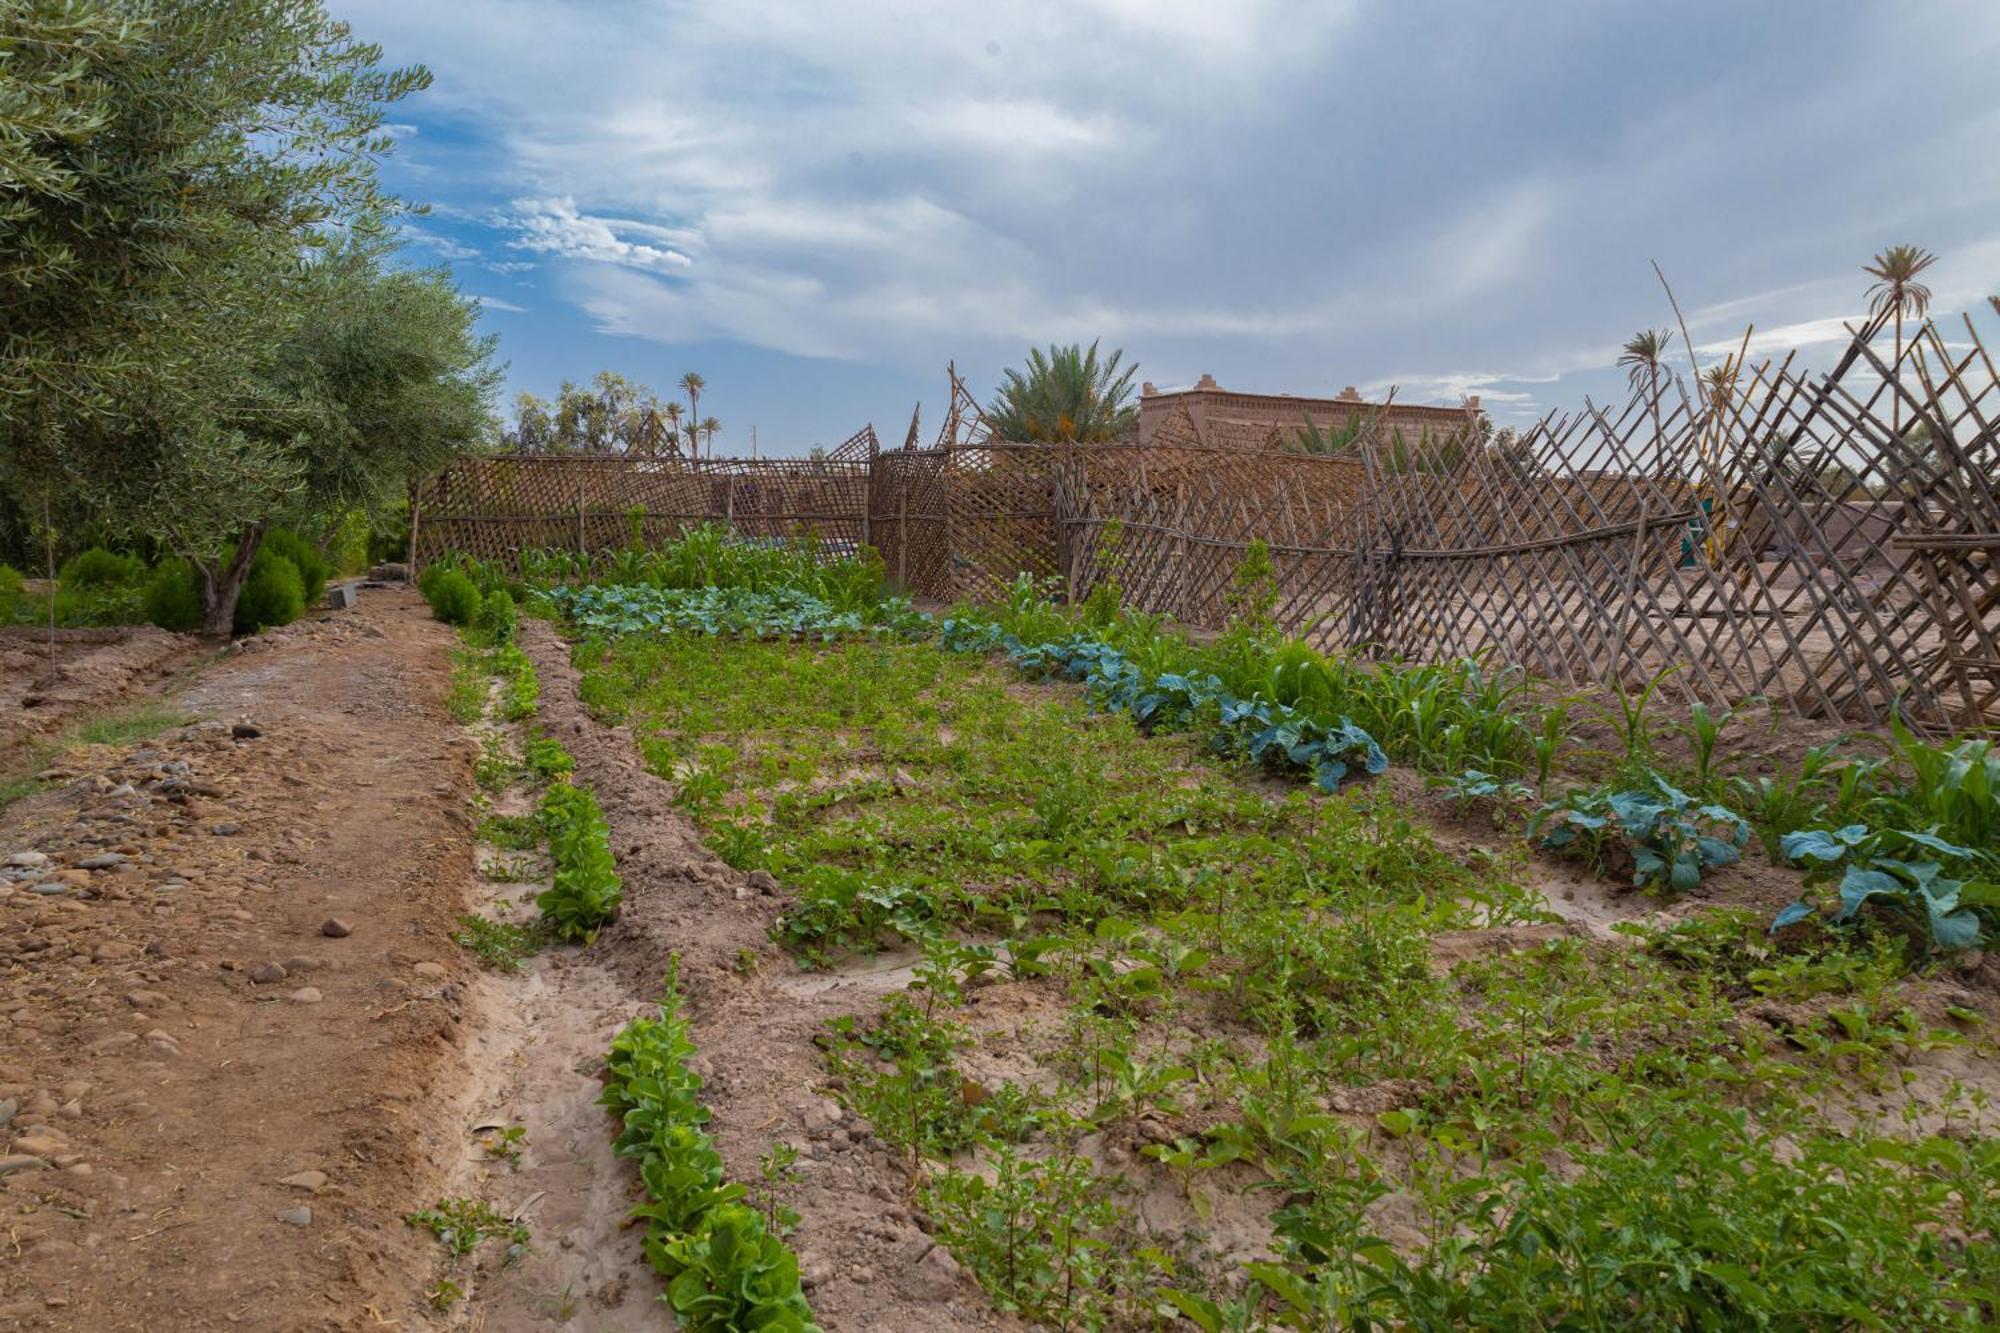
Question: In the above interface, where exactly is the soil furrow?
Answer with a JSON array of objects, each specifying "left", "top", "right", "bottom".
[{"left": 519, "top": 619, "right": 1010, "bottom": 1332}]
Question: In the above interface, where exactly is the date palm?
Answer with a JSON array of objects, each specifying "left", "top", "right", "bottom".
[
  {"left": 679, "top": 371, "right": 706, "bottom": 457},
  {"left": 662, "top": 401, "right": 684, "bottom": 455},
  {"left": 1618, "top": 329, "right": 1674, "bottom": 455},
  {"left": 699, "top": 416, "right": 721, "bottom": 454},
  {"left": 985, "top": 340, "right": 1138, "bottom": 442},
  {"left": 1864, "top": 245, "right": 1937, "bottom": 433}
]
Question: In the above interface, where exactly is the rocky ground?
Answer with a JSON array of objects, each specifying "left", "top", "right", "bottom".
[{"left": 0, "top": 592, "right": 476, "bottom": 1330}]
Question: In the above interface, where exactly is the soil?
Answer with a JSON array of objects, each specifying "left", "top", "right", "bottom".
[
  {"left": 0, "top": 591, "right": 476, "bottom": 1331},
  {"left": 0, "top": 627, "right": 207, "bottom": 760}
]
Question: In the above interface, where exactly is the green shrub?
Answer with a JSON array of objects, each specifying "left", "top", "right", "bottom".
[
  {"left": 477, "top": 588, "right": 518, "bottom": 644},
  {"left": 234, "top": 548, "right": 305, "bottom": 634},
  {"left": 262, "top": 528, "right": 329, "bottom": 605},
  {"left": 0, "top": 564, "right": 25, "bottom": 623},
  {"left": 425, "top": 569, "right": 482, "bottom": 626},
  {"left": 59, "top": 547, "right": 146, "bottom": 588},
  {"left": 142, "top": 559, "right": 203, "bottom": 632}
]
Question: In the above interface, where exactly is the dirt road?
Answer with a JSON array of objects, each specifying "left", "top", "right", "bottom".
[{"left": 0, "top": 591, "right": 477, "bottom": 1330}]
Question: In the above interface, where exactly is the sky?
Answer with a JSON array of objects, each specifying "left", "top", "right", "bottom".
[{"left": 333, "top": 0, "right": 2000, "bottom": 456}]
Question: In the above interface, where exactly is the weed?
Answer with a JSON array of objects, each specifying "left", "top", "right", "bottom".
[
  {"left": 404, "top": 1197, "right": 529, "bottom": 1260},
  {"left": 454, "top": 914, "right": 542, "bottom": 971},
  {"left": 480, "top": 1124, "right": 528, "bottom": 1169}
]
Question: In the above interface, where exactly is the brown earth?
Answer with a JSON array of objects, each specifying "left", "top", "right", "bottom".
[
  {"left": 0, "top": 591, "right": 478, "bottom": 1331},
  {"left": 0, "top": 627, "right": 207, "bottom": 762}
]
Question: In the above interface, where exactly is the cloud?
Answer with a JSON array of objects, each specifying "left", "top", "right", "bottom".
[
  {"left": 398, "top": 223, "right": 479, "bottom": 262},
  {"left": 471, "top": 294, "right": 527, "bottom": 313},
  {"left": 505, "top": 197, "right": 695, "bottom": 272}
]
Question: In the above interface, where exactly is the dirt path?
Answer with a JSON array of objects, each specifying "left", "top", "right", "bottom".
[{"left": 0, "top": 590, "right": 478, "bottom": 1331}]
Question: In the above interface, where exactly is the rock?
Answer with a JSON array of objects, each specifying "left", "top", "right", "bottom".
[
  {"left": 0, "top": 1155, "right": 45, "bottom": 1176},
  {"left": 412, "top": 961, "right": 447, "bottom": 980},
  {"left": 210, "top": 823, "right": 242, "bottom": 837},
  {"left": 125, "top": 991, "right": 169, "bottom": 1009},
  {"left": 12, "top": 1135, "right": 66, "bottom": 1158},
  {"left": 248, "top": 962, "right": 288, "bottom": 984},
  {"left": 77, "top": 854, "right": 126, "bottom": 870},
  {"left": 282, "top": 956, "right": 323, "bottom": 974},
  {"left": 91, "top": 942, "right": 137, "bottom": 962},
  {"left": 287, "top": 987, "right": 323, "bottom": 1004},
  {"left": 1954, "top": 950, "right": 1986, "bottom": 976},
  {"left": 85, "top": 1032, "right": 138, "bottom": 1056},
  {"left": 277, "top": 1170, "right": 327, "bottom": 1192},
  {"left": 319, "top": 918, "right": 352, "bottom": 938},
  {"left": 231, "top": 722, "right": 262, "bottom": 740},
  {"left": 0, "top": 1099, "right": 15, "bottom": 1127},
  {"left": 274, "top": 1205, "right": 312, "bottom": 1227},
  {"left": 746, "top": 869, "right": 780, "bottom": 895},
  {"left": 911, "top": 1243, "right": 965, "bottom": 1299},
  {"left": 4, "top": 852, "right": 49, "bottom": 869},
  {"left": 29, "top": 883, "right": 69, "bottom": 897}
]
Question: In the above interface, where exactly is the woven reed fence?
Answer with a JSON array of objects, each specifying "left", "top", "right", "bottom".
[{"left": 414, "top": 318, "right": 1999, "bottom": 733}]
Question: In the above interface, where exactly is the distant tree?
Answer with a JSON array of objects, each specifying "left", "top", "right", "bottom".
[
  {"left": 1619, "top": 329, "right": 1675, "bottom": 456},
  {"left": 1863, "top": 245, "right": 1938, "bottom": 434},
  {"left": 506, "top": 393, "right": 556, "bottom": 451},
  {"left": 986, "top": 341, "right": 1138, "bottom": 442},
  {"left": 680, "top": 372, "right": 706, "bottom": 457},
  {"left": 698, "top": 416, "right": 721, "bottom": 454}
]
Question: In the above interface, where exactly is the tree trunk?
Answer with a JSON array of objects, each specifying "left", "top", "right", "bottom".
[{"left": 197, "top": 524, "right": 268, "bottom": 638}]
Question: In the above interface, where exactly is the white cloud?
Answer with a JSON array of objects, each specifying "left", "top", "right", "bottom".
[
  {"left": 472, "top": 294, "right": 528, "bottom": 313},
  {"left": 398, "top": 223, "right": 478, "bottom": 262},
  {"left": 506, "top": 197, "right": 695, "bottom": 272}
]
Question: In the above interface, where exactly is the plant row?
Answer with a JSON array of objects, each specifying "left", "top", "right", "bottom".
[
  {"left": 552, "top": 582, "right": 929, "bottom": 641},
  {"left": 602, "top": 977, "right": 821, "bottom": 1332}
]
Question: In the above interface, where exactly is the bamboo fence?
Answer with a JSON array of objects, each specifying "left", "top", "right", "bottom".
[{"left": 413, "top": 319, "right": 2000, "bottom": 733}]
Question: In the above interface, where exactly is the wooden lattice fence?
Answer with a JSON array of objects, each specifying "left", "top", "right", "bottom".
[{"left": 414, "top": 317, "right": 1999, "bottom": 733}]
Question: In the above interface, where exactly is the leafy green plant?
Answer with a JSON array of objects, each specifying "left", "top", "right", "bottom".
[
  {"left": 1529, "top": 774, "right": 1748, "bottom": 891},
  {"left": 234, "top": 546, "right": 304, "bottom": 633},
  {"left": 478, "top": 587, "right": 519, "bottom": 644},
  {"left": 480, "top": 1123, "right": 528, "bottom": 1168},
  {"left": 1440, "top": 769, "right": 1534, "bottom": 826},
  {"left": 537, "top": 779, "right": 622, "bottom": 942},
  {"left": 262, "top": 528, "right": 329, "bottom": 605},
  {"left": 1775, "top": 823, "right": 1995, "bottom": 950},
  {"left": 59, "top": 547, "right": 145, "bottom": 588},
  {"left": 602, "top": 978, "right": 821, "bottom": 1332}
]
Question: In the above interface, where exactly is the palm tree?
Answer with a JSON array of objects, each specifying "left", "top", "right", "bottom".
[
  {"left": 1618, "top": 328, "right": 1674, "bottom": 458},
  {"left": 679, "top": 372, "right": 706, "bottom": 457},
  {"left": 1863, "top": 245, "right": 1938, "bottom": 433},
  {"left": 661, "top": 401, "right": 684, "bottom": 455},
  {"left": 985, "top": 341, "right": 1139, "bottom": 441},
  {"left": 699, "top": 416, "right": 721, "bottom": 454}
]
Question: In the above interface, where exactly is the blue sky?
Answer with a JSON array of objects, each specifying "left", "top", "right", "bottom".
[{"left": 336, "top": 0, "right": 2000, "bottom": 455}]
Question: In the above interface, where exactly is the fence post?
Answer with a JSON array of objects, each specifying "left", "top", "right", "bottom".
[
  {"left": 575, "top": 475, "right": 586, "bottom": 556},
  {"left": 725, "top": 476, "right": 736, "bottom": 531}
]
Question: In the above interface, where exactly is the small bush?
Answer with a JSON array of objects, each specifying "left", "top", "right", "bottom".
[
  {"left": 425, "top": 569, "right": 482, "bottom": 626},
  {"left": 262, "top": 528, "right": 329, "bottom": 605},
  {"left": 143, "top": 559, "right": 203, "bottom": 633},
  {"left": 59, "top": 547, "right": 146, "bottom": 588},
  {"left": 234, "top": 548, "right": 305, "bottom": 634},
  {"left": 478, "top": 589, "right": 518, "bottom": 644},
  {"left": 0, "top": 564, "right": 25, "bottom": 623}
]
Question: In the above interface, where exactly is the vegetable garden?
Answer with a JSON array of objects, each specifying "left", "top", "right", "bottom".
[{"left": 423, "top": 528, "right": 1998, "bottom": 1331}]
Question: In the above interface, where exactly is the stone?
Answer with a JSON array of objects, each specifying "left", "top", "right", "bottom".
[
  {"left": 85, "top": 1032, "right": 138, "bottom": 1055},
  {"left": 248, "top": 962, "right": 288, "bottom": 984},
  {"left": 211, "top": 823, "right": 242, "bottom": 837},
  {"left": 91, "top": 941, "right": 137, "bottom": 962},
  {"left": 911, "top": 1243, "right": 965, "bottom": 1299},
  {"left": 231, "top": 722, "right": 263, "bottom": 740},
  {"left": 287, "top": 987, "right": 322, "bottom": 1004},
  {"left": 320, "top": 918, "right": 352, "bottom": 938},
  {"left": 12, "top": 1135, "right": 66, "bottom": 1158},
  {"left": 29, "top": 883, "right": 68, "bottom": 897},
  {"left": 274, "top": 1205, "right": 312, "bottom": 1227},
  {"left": 4, "top": 852, "right": 49, "bottom": 869},
  {"left": 746, "top": 869, "right": 780, "bottom": 895},
  {"left": 0, "top": 1155, "right": 45, "bottom": 1176},
  {"left": 76, "top": 854, "right": 125, "bottom": 870},
  {"left": 412, "top": 961, "right": 447, "bottom": 980},
  {"left": 125, "top": 991, "right": 169, "bottom": 1009},
  {"left": 277, "top": 1170, "right": 328, "bottom": 1192}
]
